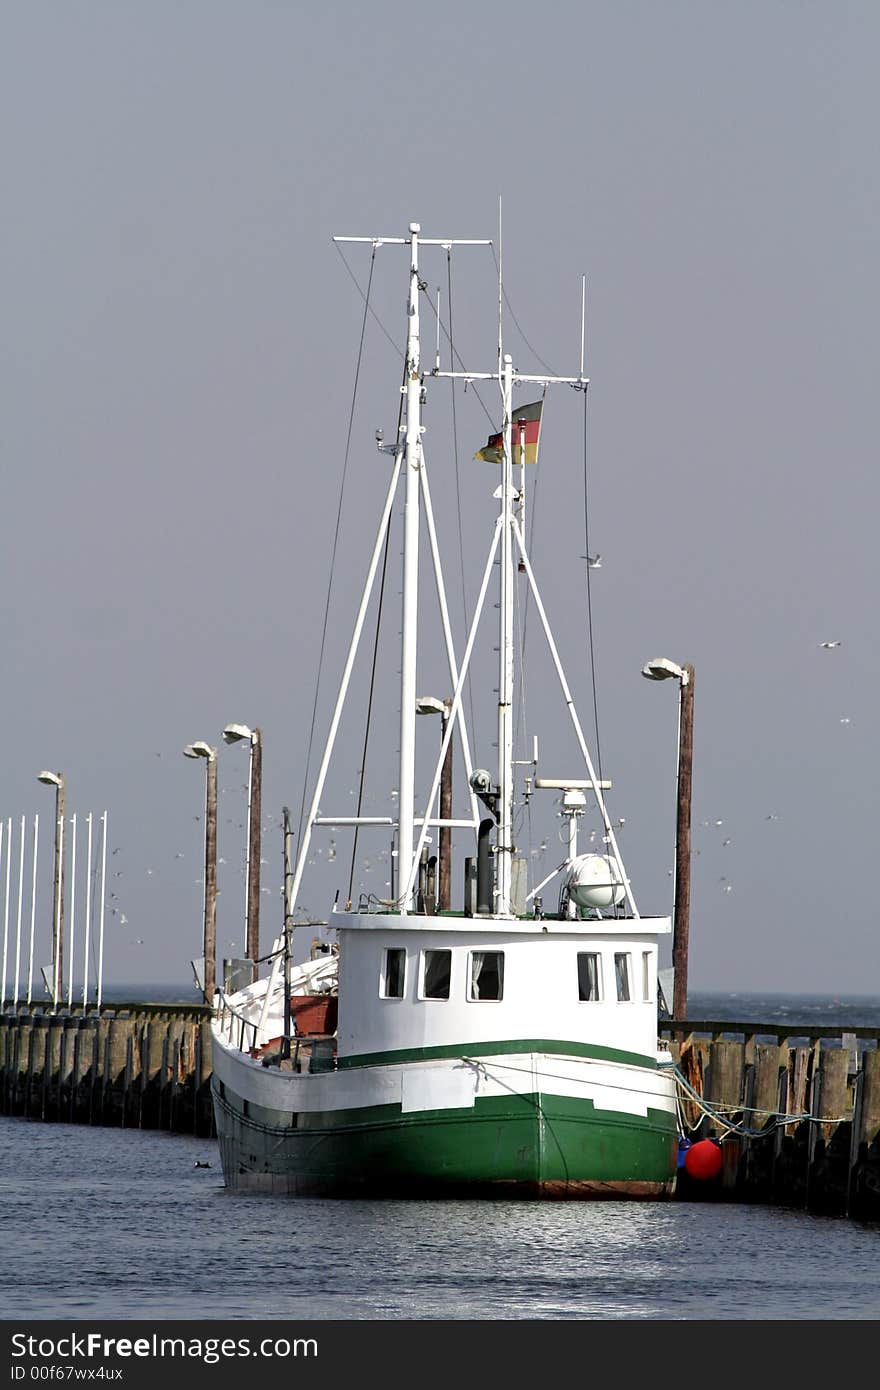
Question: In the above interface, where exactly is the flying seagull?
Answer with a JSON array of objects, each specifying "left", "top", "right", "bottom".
[
  {"left": 819, "top": 640, "right": 841, "bottom": 649},
  {"left": 582, "top": 554, "right": 602, "bottom": 568}
]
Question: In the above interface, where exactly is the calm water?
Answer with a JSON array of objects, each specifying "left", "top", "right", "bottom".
[{"left": 1, "top": 989, "right": 877, "bottom": 1321}]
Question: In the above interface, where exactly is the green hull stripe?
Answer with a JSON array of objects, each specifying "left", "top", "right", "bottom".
[{"left": 337, "top": 1036, "right": 662, "bottom": 1071}]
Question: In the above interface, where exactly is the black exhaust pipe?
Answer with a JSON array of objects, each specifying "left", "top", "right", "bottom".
[{"left": 476, "top": 818, "right": 494, "bottom": 914}]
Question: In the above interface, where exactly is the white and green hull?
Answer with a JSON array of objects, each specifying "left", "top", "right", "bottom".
[{"left": 211, "top": 1029, "right": 678, "bottom": 1198}]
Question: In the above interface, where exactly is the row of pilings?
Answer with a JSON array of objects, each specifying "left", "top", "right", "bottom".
[
  {"left": 663, "top": 1020, "right": 880, "bottom": 1221},
  {"left": 0, "top": 1003, "right": 215, "bottom": 1137}
]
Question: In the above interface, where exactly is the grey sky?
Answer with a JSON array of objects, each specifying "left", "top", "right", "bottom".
[{"left": 2, "top": 2, "right": 878, "bottom": 994}]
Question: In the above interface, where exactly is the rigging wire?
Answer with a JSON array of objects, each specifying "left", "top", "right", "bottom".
[
  {"left": 318, "top": 245, "right": 494, "bottom": 903},
  {"left": 444, "top": 251, "right": 478, "bottom": 742},
  {"left": 296, "top": 247, "right": 383, "bottom": 858},
  {"left": 582, "top": 384, "right": 604, "bottom": 788},
  {"left": 333, "top": 241, "right": 401, "bottom": 356},
  {"left": 516, "top": 383, "right": 546, "bottom": 897},
  {"left": 346, "top": 381, "right": 406, "bottom": 908},
  {"left": 336, "top": 238, "right": 494, "bottom": 426},
  {"left": 419, "top": 281, "right": 494, "bottom": 428},
  {"left": 512, "top": 534, "right": 530, "bottom": 853},
  {"left": 323, "top": 243, "right": 569, "bottom": 898},
  {"left": 346, "top": 521, "right": 393, "bottom": 909},
  {"left": 489, "top": 243, "right": 558, "bottom": 377}
]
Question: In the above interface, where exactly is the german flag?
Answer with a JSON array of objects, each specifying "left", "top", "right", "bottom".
[{"left": 474, "top": 399, "right": 543, "bottom": 465}]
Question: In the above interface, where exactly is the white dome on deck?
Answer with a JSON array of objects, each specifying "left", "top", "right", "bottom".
[{"left": 566, "top": 853, "right": 625, "bottom": 909}]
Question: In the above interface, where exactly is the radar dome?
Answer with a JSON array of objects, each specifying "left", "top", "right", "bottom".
[{"left": 566, "top": 853, "right": 625, "bottom": 909}]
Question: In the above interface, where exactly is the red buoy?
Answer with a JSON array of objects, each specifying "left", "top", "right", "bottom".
[{"left": 684, "top": 1138, "right": 723, "bottom": 1180}]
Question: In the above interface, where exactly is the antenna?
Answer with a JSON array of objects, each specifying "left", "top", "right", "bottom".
[
  {"left": 580, "top": 275, "right": 586, "bottom": 379},
  {"left": 497, "top": 194, "right": 503, "bottom": 372},
  {"left": 435, "top": 286, "right": 441, "bottom": 373}
]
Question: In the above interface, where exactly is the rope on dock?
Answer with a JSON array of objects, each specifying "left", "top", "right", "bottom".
[{"left": 662, "top": 1060, "right": 849, "bottom": 1139}]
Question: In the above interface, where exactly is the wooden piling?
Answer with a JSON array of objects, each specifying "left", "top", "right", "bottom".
[
  {"left": 12, "top": 1019, "right": 33, "bottom": 1114},
  {"left": 26, "top": 1017, "right": 47, "bottom": 1119},
  {"left": 0, "top": 1003, "right": 213, "bottom": 1138},
  {"left": 660, "top": 1017, "right": 880, "bottom": 1220}
]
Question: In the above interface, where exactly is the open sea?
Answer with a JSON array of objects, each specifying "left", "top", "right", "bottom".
[{"left": 1, "top": 988, "right": 878, "bottom": 1323}]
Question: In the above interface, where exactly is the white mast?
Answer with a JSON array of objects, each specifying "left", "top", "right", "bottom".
[
  {"left": 434, "top": 346, "right": 604, "bottom": 917},
  {"left": 497, "top": 354, "right": 515, "bottom": 914},
  {"left": 398, "top": 222, "right": 422, "bottom": 910}
]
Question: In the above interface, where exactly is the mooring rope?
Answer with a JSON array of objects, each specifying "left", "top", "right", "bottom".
[{"left": 664, "top": 1060, "right": 849, "bottom": 1138}]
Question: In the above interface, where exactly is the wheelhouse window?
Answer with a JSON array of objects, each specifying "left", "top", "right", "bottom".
[
  {"left": 469, "top": 951, "right": 504, "bottom": 1001},
  {"left": 382, "top": 947, "right": 406, "bottom": 999},
  {"left": 642, "top": 950, "right": 652, "bottom": 1003},
  {"left": 614, "top": 952, "right": 632, "bottom": 1002},
  {"left": 577, "top": 952, "right": 602, "bottom": 1002},
  {"left": 422, "top": 949, "right": 452, "bottom": 1000}
]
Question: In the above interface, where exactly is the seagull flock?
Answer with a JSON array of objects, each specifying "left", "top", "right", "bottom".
[
  {"left": 682, "top": 637, "right": 852, "bottom": 898},
  {"left": 96, "top": 633, "right": 852, "bottom": 949}
]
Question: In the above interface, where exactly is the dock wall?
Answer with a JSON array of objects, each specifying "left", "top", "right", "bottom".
[
  {"left": 0, "top": 1003, "right": 215, "bottom": 1138},
  {"left": 663, "top": 1020, "right": 880, "bottom": 1221}
]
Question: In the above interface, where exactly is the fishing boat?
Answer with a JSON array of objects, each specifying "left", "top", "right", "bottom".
[{"left": 209, "top": 220, "right": 679, "bottom": 1197}]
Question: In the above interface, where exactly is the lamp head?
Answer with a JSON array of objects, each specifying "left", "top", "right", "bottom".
[
  {"left": 183, "top": 741, "right": 216, "bottom": 761},
  {"left": 641, "top": 657, "right": 684, "bottom": 683},
  {"left": 37, "top": 770, "right": 63, "bottom": 788},
  {"left": 415, "top": 696, "right": 448, "bottom": 716},
  {"left": 222, "top": 723, "right": 254, "bottom": 745}
]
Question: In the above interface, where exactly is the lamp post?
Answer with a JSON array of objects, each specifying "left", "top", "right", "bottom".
[
  {"left": 37, "top": 770, "right": 65, "bottom": 1010},
  {"left": 641, "top": 658, "right": 694, "bottom": 1023},
  {"left": 416, "top": 696, "right": 452, "bottom": 912},
  {"left": 183, "top": 742, "right": 218, "bottom": 1004},
  {"left": 222, "top": 723, "right": 262, "bottom": 978}
]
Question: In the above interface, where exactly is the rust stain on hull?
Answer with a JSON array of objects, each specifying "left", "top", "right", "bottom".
[
  {"left": 536, "top": 1178, "right": 676, "bottom": 1200},
  {"left": 225, "top": 1167, "right": 677, "bottom": 1200}
]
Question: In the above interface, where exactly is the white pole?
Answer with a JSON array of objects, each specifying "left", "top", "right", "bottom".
[
  {"left": 243, "top": 743, "right": 253, "bottom": 954},
  {"left": 519, "top": 418, "right": 527, "bottom": 544},
  {"left": 402, "top": 520, "right": 503, "bottom": 906},
  {"left": 417, "top": 459, "right": 479, "bottom": 821},
  {"left": 398, "top": 221, "right": 422, "bottom": 910},
  {"left": 27, "top": 815, "right": 38, "bottom": 1006},
  {"left": 13, "top": 815, "right": 25, "bottom": 1008},
  {"left": 67, "top": 813, "right": 77, "bottom": 1008},
  {"left": 496, "top": 354, "right": 515, "bottom": 915},
  {"left": 53, "top": 813, "right": 64, "bottom": 1009},
  {"left": 0, "top": 819, "right": 7, "bottom": 1009},
  {"left": 82, "top": 812, "right": 93, "bottom": 1008},
  {"left": 580, "top": 274, "right": 586, "bottom": 379},
  {"left": 286, "top": 449, "right": 403, "bottom": 915},
  {"left": 497, "top": 196, "right": 503, "bottom": 373},
  {"left": 512, "top": 516, "right": 639, "bottom": 916},
  {"left": 97, "top": 812, "right": 107, "bottom": 1010}
]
